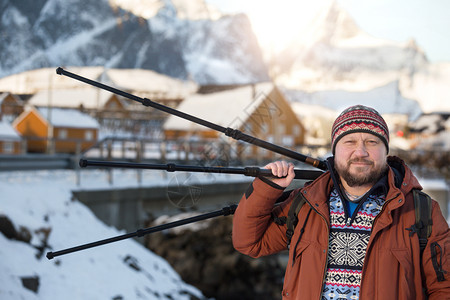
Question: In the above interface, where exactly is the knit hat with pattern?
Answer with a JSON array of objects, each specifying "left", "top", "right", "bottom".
[{"left": 331, "top": 105, "right": 389, "bottom": 154}]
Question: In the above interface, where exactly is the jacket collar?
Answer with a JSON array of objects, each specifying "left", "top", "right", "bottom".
[
  {"left": 302, "top": 156, "right": 422, "bottom": 214},
  {"left": 386, "top": 155, "right": 422, "bottom": 195}
]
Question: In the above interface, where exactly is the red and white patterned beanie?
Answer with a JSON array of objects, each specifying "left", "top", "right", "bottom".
[{"left": 331, "top": 105, "right": 389, "bottom": 154}]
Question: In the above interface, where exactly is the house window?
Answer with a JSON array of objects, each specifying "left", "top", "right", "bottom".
[
  {"left": 258, "top": 146, "right": 267, "bottom": 156},
  {"left": 282, "top": 136, "right": 294, "bottom": 146},
  {"left": 243, "top": 144, "right": 253, "bottom": 156},
  {"left": 293, "top": 125, "right": 300, "bottom": 136},
  {"left": 108, "top": 102, "right": 117, "bottom": 109},
  {"left": 277, "top": 124, "right": 285, "bottom": 135},
  {"left": 261, "top": 124, "right": 269, "bottom": 134},
  {"left": 58, "top": 129, "right": 68, "bottom": 139},
  {"left": 242, "top": 123, "right": 253, "bottom": 135},
  {"left": 85, "top": 130, "right": 94, "bottom": 141},
  {"left": 2, "top": 142, "right": 14, "bottom": 154}
]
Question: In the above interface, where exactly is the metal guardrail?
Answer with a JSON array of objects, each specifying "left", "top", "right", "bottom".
[
  {"left": 0, "top": 154, "right": 76, "bottom": 171},
  {"left": 2, "top": 135, "right": 331, "bottom": 172}
]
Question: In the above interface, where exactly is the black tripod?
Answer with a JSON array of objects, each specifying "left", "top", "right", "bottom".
[{"left": 46, "top": 68, "right": 328, "bottom": 259}]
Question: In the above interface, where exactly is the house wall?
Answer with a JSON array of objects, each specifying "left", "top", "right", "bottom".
[
  {"left": 0, "top": 94, "right": 24, "bottom": 117},
  {"left": 0, "top": 140, "right": 21, "bottom": 154},
  {"left": 101, "top": 96, "right": 130, "bottom": 119},
  {"left": 14, "top": 110, "right": 48, "bottom": 152},
  {"left": 53, "top": 127, "right": 98, "bottom": 153},
  {"left": 163, "top": 87, "right": 306, "bottom": 161},
  {"left": 14, "top": 110, "right": 98, "bottom": 153},
  {"left": 164, "top": 130, "right": 219, "bottom": 140},
  {"left": 237, "top": 88, "right": 305, "bottom": 160}
]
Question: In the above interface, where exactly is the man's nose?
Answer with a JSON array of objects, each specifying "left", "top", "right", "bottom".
[{"left": 354, "top": 142, "right": 369, "bottom": 156}]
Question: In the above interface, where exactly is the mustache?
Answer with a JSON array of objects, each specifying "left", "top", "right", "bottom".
[{"left": 348, "top": 158, "right": 374, "bottom": 165}]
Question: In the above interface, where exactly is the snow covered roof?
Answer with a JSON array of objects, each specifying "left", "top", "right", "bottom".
[
  {"left": 14, "top": 107, "right": 99, "bottom": 129},
  {"left": 163, "top": 82, "right": 275, "bottom": 131},
  {"left": 0, "top": 67, "right": 198, "bottom": 100},
  {"left": 0, "top": 119, "right": 21, "bottom": 140},
  {"left": 410, "top": 113, "right": 449, "bottom": 134},
  {"left": 0, "top": 93, "right": 8, "bottom": 104},
  {"left": 0, "top": 67, "right": 105, "bottom": 94},
  {"left": 28, "top": 88, "right": 114, "bottom": 109},
  {"left": 105, "top": 69, "right": 198, "bottom": 98},
  {"left": 291, "top": 102, "right": 338, "bottom": 119},
  {"left": 36, "top": 107, "right": 100, "bottom": 129}
]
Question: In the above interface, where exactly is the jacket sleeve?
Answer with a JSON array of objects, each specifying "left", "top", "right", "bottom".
[
  {"left": 232, "top": 177, "right": 296, "bottom": 258},
  {"left": 423, "top": 200, "right": 450, "bottom": 299}
]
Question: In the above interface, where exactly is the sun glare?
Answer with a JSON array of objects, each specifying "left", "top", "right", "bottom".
[{"left": 247, "top": 1, "right": 329, "bottom": 55}]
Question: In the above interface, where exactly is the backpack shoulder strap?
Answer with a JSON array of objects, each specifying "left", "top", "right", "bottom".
[
  {"left": 410, "top": 189, "right": 433, "bottom": 254},
  {"left": 271, "top": 191, "right": 308, "bottom": 249},
  {"left": 285, "top": 192, "right": 307, "bottom": 249}
]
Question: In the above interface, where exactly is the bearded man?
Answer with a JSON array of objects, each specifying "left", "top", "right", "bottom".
[{"left": 232, "top": 105, "right": 449, "bottom": 299}]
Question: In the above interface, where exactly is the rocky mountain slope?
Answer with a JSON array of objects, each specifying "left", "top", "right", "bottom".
[
  {"left": 272, "top": 1, "right": 450, "bottom": 114},
  {"left": 0, "top": 0, "right": 269, "bottom": 85}
]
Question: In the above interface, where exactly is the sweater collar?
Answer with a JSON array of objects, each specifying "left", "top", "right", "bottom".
[{"left": 326, "top": 156, "right": 388, "bottom": 203}]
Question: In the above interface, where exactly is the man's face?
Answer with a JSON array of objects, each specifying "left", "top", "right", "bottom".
[{"left": 334, "top": 132, "right": 388, "bottom": 188}]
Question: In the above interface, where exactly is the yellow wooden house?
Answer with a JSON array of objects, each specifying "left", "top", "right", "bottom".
[{"left": 13, "top": 107, "right": 99, "bottom": 153}]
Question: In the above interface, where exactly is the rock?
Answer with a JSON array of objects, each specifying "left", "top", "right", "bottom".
[
  {"left": 20, "top": 276, "right": 40, "bottom": 293},
  {"left": 0, "top": 215, "right": 17, "bottom": 239},
  {"left": 17, "top": 226, "right": 32, "bottom": 243},
  {"left": 146, "top": 215, "right": 285, "bottom": 300},
  {"left": 34, "top": 227, "right": 52, "bottom": 259}
]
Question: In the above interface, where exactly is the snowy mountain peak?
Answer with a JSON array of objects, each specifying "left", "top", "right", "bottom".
[
  {"left": 171, "top": 0, "right": 222, "bottom": 20},
  {"left": 311, "top": 0, "right": 362, "bottom": 44},
  {"left": 109, "top": 0, "right": 165, "bottom": 19},
  {"left": 274, "top": 0, "right": 429, "bottom": 90},
  {"left": 267, "top": 0, "right": 449, "bottom": 114},
  {"left": 109, "top": 0, "right": 221, "bottom": 20},
  {"left": 405, "top": 38, "right": 427, "bottom": 60},
  {"left": 0, "top": 0, "right": 268, "bottom": 84}
]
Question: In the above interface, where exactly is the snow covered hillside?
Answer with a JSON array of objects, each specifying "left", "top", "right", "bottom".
[
  {"left": 0, "top": 169, "right": 211, "bottom": 300},
  {"left": 283, "top": 80, "right": 423, "bottom": 119},
  {"left": 0, "top": 0, "right": 268, "bottom": 85},
  {"left": 1, "top": 0, "right": 448, "bottom": 114},
  {"left": 273, "top": 1, "right": 450, "bottom": 114}
]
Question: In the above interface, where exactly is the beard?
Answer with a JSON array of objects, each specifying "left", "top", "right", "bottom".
[{"left": 335, "top": 158, "right": 388, "bottom": 187}]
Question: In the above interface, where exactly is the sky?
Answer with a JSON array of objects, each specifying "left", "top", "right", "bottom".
[{"left": 205, "top": 0, "right": 450, "bottom": 63}]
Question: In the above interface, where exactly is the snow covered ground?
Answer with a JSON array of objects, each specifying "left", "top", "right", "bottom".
[
  {"left": 0, "top": 169, "right": 246, "bottom": 300},
  {"left": 1, "top": 164, "right": 448, "bottom": 299}
]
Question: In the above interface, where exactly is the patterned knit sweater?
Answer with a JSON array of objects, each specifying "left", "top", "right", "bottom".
[{"left": 321, "top": 188, "right": 386, "bottom": 300}]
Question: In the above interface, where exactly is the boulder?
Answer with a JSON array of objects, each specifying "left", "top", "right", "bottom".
[{"left": 146, "top": 215, "right": 285, "bottom": 300}]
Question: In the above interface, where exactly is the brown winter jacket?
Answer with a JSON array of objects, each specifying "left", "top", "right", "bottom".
[{"left": 232, "top": 156, "right": 450, "bottom": 299}]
